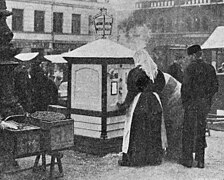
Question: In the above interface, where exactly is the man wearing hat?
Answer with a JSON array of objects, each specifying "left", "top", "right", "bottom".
[{"left": 181, "top": 45, "right": 218, "bottom": 168}]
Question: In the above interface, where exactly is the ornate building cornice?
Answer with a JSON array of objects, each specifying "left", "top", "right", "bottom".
[
  {"left": 135, "top": 0, "right": 224, "bottom": 9},
  {"left": 7, "top": 0, "right": 108, "bottom": 10}
]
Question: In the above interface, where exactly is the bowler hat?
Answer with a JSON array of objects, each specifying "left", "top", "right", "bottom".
[
  {"left": 187, "top": 45, "right": 202, "bottom": 55},
  {"left": 0, "top": 0, "right": 12, "bottom": 16}
]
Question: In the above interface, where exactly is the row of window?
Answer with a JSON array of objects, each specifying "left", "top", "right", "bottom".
[
  {"left": 12, "top": 8, "right": 93, "bottom": 34},
  {"left": 150, "top": 15, "right": 209, "bottom": 33},
  {"left": 136, "top": 0, "right": 222, "bottom": 9}
]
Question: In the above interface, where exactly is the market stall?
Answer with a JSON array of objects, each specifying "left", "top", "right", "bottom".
[
  {"left": 202, "top": 26, "right": 224, "bottom": 112},
  {"left": 2, "top": 112, "right": 74, "bottom": 178},
  {"left": 44, "top": 54, "right": 68, "bottom": 83},
  {"left": 44, "top": 54, "right": 67, "bottom": 64},
  {"left": 0, "top": 1, "right": 73, "bottom": 177},
  {"left": 201, "top": 26, "right": 224, "bottom": 70},
  {"left": 14, "top": 52, "right": 39, "bottom": 62},
  {"left": 63, "top": 39, "right": 135, "bottom": 155},
  {"left": 44, "top": 54, "right": 68, "bottom": 107}
]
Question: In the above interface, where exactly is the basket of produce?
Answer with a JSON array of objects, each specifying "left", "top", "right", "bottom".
[
  {"left": 30, "top": 111, "right": 66, "bottom": 130},
  {"left": 30, "top": 111, "right": 74, "bottom": 151}
]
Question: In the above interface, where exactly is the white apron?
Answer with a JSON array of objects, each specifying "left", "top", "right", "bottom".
[{"left": 122, "top": 92, "right": 168, "bottom": 153}]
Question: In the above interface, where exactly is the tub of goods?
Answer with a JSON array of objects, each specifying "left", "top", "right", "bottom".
[{"left": 30, "top": 111, "right": 74, "bottom": 152}]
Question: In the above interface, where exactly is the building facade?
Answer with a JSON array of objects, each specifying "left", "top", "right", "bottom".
[
  {"left": 130, "top": 0, "right": 224, "bottom": 69},
  {"left": 6, "top": 0, "right": 115, "bottom": 54}
]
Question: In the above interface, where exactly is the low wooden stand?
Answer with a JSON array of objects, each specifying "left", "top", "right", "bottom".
[
  {"left": 2, "top": 113, "right": 74, "bottom": 178},
  {"left": 33, "top": 151, "right": 64, "bottom": 179}
]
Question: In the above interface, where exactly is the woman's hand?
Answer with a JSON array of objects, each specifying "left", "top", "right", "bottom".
[{"left": 117, "top": 102, "right": 122, "bottom": 109}]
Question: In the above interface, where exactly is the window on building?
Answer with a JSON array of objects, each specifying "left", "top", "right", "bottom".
[
  {"left": 88, "top": 15, "right": 94, "bottom": 35},
  {"left": 202, "top": 16, "right": 209, "bottom": 31},
  {"left": 193, "top": 16, "right": 200, "bottom": 31},
  {"left": 151, "top": 19, "right": 157, "bottom": 33},
  {"left": 12, "top": 9, "right": 23, "bottom": 31},
  {"left": 211, "top": 0, "right": 223, "bottom": 3},
  {"left": 34, "top": 10, "right": 45, "bottom": 32},
  {"left": 72, "top": 14, "right": 81, "bottom": 35},
  {"left": 158, "top": 17, "right": 165, "bottom": 33},
  {"left": 160, "top": 18, "right": 165, "bottom": 32},
  {"left": 53, "top": 12, "right": 63, "bottom": 33},
  {"left": 185, "top": 17, "right": 192, "bottom": 32},
  {"left": 167, "top": 18, "right": 172, "bottom": 32},
  {"left": 216, "top": 6, "right": 223, "bottom": 17}
]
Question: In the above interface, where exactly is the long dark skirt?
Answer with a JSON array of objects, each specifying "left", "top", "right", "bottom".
[{"left": 123, "top": 92, "right": 163, "bottom": 166}]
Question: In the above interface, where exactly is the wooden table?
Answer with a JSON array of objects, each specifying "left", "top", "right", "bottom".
[
  {"left": 3, "top": 120, "right": 65, "bottom": 179},
  {"left": 3, "top": 113, "right": 74, "bottom": 178}
]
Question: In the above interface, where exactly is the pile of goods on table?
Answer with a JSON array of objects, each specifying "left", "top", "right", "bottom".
[{"left": 29, "top": 111, "right": 74, "bottom": 151}]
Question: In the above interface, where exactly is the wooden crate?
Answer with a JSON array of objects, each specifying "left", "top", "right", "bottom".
[
  {"left": 4, "top": 125, "right": 41, "bottom": 158},
  {"left": 30, "top": 112, "right": 74, "bottom": 152},
  {"left": 40, "top": 119, "right": 74, "bottom": 151}
]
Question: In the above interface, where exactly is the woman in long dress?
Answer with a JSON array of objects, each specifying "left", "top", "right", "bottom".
[{"left": 117, "top": 49, "right": 165, "bottom": 166}]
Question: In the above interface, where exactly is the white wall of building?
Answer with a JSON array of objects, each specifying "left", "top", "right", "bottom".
[{"left": 5, "top": 0, "right": 116, "bottom": 52}]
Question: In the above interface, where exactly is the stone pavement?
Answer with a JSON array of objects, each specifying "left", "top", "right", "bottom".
[{"left": 1, "top": 130, "right": 224, "bottom": 180}]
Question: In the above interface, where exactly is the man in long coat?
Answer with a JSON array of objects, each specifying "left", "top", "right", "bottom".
[{"left": 181, "top": 45, "right": 218, "bottom": 168}]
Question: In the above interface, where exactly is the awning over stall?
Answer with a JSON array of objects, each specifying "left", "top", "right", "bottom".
[
  {"left": 14, "top": 52, "right": 39, "bottom": 61},
  {"left": 63, "top": 39, "right": 135, "bottom": 58},
  {"left": 202, "top": 26, "right": 224, "bottom": 49},
  {"left": 44, "top": 54, "right": 67, "bottom": 63}
]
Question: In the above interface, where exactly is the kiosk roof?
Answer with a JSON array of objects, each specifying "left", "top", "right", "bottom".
[
  {"left": 63, "top": 39, "right": 135, "bottom": 58},
  {"left": 202, "top": 26, "right": 224, "bottom": 49}
]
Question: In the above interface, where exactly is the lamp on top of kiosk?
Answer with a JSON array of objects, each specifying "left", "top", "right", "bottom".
[{"left": 93, "top": 7, "right": 113, "bottom": 39}]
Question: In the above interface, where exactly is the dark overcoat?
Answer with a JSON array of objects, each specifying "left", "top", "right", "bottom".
[{"left": 181, "top": 58, "right": 218, "bottom": 161}]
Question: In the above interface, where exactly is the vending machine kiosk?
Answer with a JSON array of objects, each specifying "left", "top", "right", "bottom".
[{"left": 63, "top": 39, "right": 135, "bottom": 154}]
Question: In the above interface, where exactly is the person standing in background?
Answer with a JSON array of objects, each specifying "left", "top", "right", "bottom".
[
  {"left": 167, "top": 59, "right": 183, "bottom": 83},
  {"left": 14, "top": 62, "right": 33, "bottom": 113},
  {"left": 30, "top": 63, "right": 58, "bottom": 112},
  {"left": 181, "top": 45, "right": 218, "bottom": 168}
]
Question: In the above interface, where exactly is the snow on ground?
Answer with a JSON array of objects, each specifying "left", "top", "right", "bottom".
[{"left": 2, "top": 130, "right": 224, "bottom": 180}]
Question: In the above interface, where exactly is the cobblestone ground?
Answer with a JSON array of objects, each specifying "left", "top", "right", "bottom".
[{"left": 1, "top": 130, "right": 224, "bottom": 180}]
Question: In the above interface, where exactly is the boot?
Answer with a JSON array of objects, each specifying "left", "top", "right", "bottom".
[{"left": 118, "top": 153, "right": 130, "bottom": 166}]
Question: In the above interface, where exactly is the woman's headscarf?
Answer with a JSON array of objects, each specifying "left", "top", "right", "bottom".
[{"left": 133, "top": 49, "right": 158, "bottom": 83}]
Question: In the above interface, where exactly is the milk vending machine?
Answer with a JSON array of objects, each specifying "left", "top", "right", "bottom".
[{"left": 64, "top": 39, "right": 135, "bottom": 154}]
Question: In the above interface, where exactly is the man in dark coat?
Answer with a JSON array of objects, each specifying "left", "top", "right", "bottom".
[
  {"left": 181, "top": 45, "right": 218, "bottom": 168},
  {"left": 14, "top": 63, "right": 33, "bottom": 113},
  {"left": 30, "top": 63, "right": 58, "bottom": 112}
]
